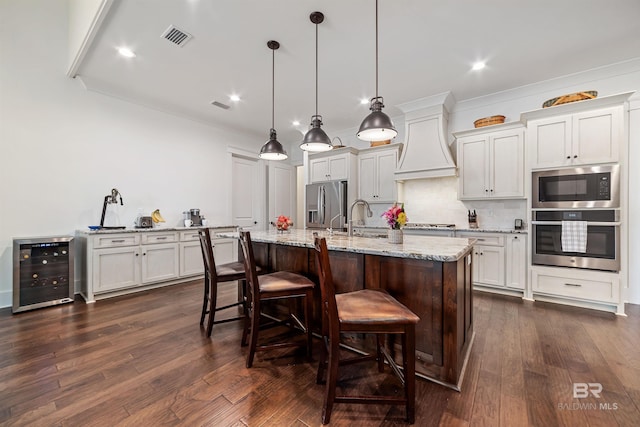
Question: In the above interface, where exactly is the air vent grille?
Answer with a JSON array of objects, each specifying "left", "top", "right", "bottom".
[
  {"left": 161, "top": 25, "right": 193, "bottom": 47},
  {"left": 211, "top": 101, "right": 231, "bottom": 110}
]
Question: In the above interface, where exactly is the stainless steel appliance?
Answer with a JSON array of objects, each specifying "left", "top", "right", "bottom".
[
  {"left": 531, "top": 209, "right": 620, "bottom": 271},
  {"left": 532, "top": 165, "right": 619, "bottom": 209},
  {"left": 13, "top": 236, "right": 74, "bottom": 313},
  {"left": 305, "top": 180, "right": 347, "bottom": 230}
]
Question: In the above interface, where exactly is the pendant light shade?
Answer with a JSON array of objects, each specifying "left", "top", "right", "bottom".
[
  {"left": 357, "top": 96, "right": 397, "bottom": 141},
  {"left": 357, "top": 0, "right": 397, "bottom": 142},
  {"left": 259, "top": 40, "right": 288, "bottom": 160},
  {"left": 300, "top": 11, "right": 333, "bottom": 152},
  {"left": 260, "top": 128, "right": 288, "bottom": 160}
]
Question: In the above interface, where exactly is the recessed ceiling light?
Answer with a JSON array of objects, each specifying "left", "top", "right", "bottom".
[
  {"left": 360, "top": 98, "right": 369, "bottom": 105},
  {"left": 229, "top": 94, "right": 240, "bottom": 102},
  {"left": 292, "top": 120, "right": 300, "bottom": 126},
  {"left": 472, "top": 61, "right": 486, "bottom": 71},
  {"left": 117, "top": 47, "right": 136, "bottom": 58}
]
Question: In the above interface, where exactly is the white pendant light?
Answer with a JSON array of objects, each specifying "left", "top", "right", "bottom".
[
  {"left": 259, "top": 40, "right": 288, "bottom": 161},
  {"left": 357, "top": 0, "right": 397, "bottom": 142},
  {"left": 300, "top": 12, "right": 333, "bottom": 152}
]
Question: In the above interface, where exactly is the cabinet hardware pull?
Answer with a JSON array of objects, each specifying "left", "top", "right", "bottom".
[
  {"left": 566, "top": 156, "right": 571, "bottom": 159},
  {"left": 156, "top": 237, "right": 167, "bottom": 240},
  {"left": 191, "top": 234, "right": 199, "bottom": 238},
  {"left": 111, "top": 239, "right": 125, "bottom": 243},
  {"left": 564, "top": 283, "right": 582, "bottom": 287},
  {"left": 135, "top": 253, "right": 139, "bottom": 256},
  {"left": 573, "top": 155, "right": 578, "bottom": 158}
]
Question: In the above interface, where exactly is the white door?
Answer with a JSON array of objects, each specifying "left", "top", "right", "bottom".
[
  {"left": 232, "top": 155, "right": 263, "bottom": 230},
  {"left": 268, "top": 162, "right": 296, "bottom": 226}
]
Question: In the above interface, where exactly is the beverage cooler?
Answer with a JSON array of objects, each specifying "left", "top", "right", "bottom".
[{"left": 13, "top": 236, "right": 74, "bottom": 313}]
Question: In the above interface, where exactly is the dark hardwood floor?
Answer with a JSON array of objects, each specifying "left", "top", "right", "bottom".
[{"left": 1, "top": 280, "right": 639, "bottom": 426}]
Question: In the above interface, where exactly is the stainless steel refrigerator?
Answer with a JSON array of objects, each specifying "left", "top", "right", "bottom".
[{"left": 305, "top": 180, "right": 348, "bottom": 230}]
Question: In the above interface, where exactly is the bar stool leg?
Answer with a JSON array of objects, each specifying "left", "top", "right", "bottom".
[
  {"left": 403, "top": 327, "right": 416, "bottom": 424},
  {"left": 200, "top": 275, "right": 209, "bottom": 326},
  {"left": 305, "top": 289, "right": 313, "bottom": 361},
  {"left": 322, "top": 336, "right": 341, "bottom": 424},
  {"left": 205, "top": 277, "right": 219, "bottom": 337},
  {"left": 246, "top": 296, "right": 261, "bottom": 368}
]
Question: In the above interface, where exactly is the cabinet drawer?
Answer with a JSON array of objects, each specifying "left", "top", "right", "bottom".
[
  {"left": 533, "top": 273, "right": 617, "bottom": 303},
  {"left": 180, "top": 230, "right": 202, "bottom": 242},
  {"left": 94, "top": 234, "right": 140, "bottom": 248},
  {"left": 141, "top": 232, "right": 178, "bottom": 244},
  {"left": 457, "top": 233, "right": 504, "bottom": 246}
]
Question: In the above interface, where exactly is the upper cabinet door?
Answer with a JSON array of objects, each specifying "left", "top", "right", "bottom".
[
  {"left": 572, "top": 107, "right": 621, "bottom": 166},
  {"left": 356, "top": 145, "right": 400, "bottom": 202},
  {"left": 490, "top": 129, "right": 524, "bottom": 198},
  {"left": 376, "top": 150, "right": 398, "bottom": 202},
  {"left": 310, "top": 158, "right": 330, "bottom": 183},
  {"left": 459, "top": 136, "right": 489, "bottom": 199},
  {"left": 457, "top": 124, "right": 525, "bottom": 200},
  {"left": 358, "top": 153, "right": 377, "bottom": 200},
  {"left": 528, "top": 105, "right": 622, "bottom": 169},
  {"left": 528, "top": 116, "right": 572, "bottom": 169}
]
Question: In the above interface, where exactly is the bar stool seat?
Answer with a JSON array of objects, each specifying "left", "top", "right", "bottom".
[
  {"left": 198, "top": 228, "right": 262, "bottom": 338},
  {"left": 239, "top": 231, "right": 315, "bottom": 368},
  {"left": 313, "top": 237, "right": 420, "bottom": 425}
]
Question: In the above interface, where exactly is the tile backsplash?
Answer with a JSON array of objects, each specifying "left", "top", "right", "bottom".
[{"left": 363, "top": 176, "right": 527, "bottom": 230}]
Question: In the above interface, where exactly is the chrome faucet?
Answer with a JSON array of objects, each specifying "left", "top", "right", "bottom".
[
  {"left": 348, "top": 199, "right": 373, "bottom": 237},
  {"left": 327, "top": 213, "right": 342, "bottom": 235}
]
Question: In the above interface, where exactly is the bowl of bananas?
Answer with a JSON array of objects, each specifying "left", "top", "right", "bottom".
[{"left": 151, "top": 209, "right": 166, "bottom": 227}]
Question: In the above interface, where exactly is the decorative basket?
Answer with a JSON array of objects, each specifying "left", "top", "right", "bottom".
[
  {"left": 543, "top": 91, "right": 597, "bottom": 108},
  {"left": 474, "top": 115, "right": 506, "bottom": 128},
  {"left": 370, "top": 140, "right": 391, "bottom": 147}
]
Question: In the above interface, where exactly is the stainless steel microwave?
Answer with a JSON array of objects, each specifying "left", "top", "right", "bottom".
[{"left": 532, "top": 165, "right": 619, "bottom": 209}]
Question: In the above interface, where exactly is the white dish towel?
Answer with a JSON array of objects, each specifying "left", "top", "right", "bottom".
[{"left": 561, "top": 221, "right": 588, "bottom": 253}]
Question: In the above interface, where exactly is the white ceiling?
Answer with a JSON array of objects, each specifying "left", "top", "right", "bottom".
[{"left": 77, "top": 0, "right": 640, "bottom": 145}]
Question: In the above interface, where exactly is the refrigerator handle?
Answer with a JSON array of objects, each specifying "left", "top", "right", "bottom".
[{"left": 317, "top": 186, "right": 323, "bottom": 225}]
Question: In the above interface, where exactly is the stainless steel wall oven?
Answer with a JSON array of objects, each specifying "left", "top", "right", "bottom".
[{"left": 531, "top": 209, "right": 620, "bottom": 272}]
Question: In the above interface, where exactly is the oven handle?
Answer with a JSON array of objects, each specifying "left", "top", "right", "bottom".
[{"left": 531, "top": 221, "right": 621, "bottom": 226}]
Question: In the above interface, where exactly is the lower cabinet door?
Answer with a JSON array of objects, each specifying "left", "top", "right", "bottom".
[
  {"left": 93, "top": 246, "right": 141, "bottom": 293},
  {"left": 141, "top": 243, "right": 179, "bottom": 284},
  {"left": 473, "top": 245, "right": 505, "bottom": 287},
  {"left": 213, "top": 238, "right": 237, "bottom": 265},
  {"left": 180, "top": 241, "right": 204, "bottom": 277}
]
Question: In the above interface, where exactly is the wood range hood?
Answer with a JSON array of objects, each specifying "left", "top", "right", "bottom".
[{"left": 394, "top": 92, "right": 457, "bottom": 181}]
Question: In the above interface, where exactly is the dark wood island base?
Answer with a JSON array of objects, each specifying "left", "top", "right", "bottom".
[{"left": 231, "top": 230, "right": 475, "bottom": 390}]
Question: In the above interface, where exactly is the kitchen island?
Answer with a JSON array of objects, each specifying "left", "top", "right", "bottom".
[{"left": 222, "top": 229, "right": 474, "bottom": 390}]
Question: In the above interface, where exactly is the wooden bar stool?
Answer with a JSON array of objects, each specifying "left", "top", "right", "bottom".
[
  {"left": 238, "top": 231, "right": 315, "bottom": 368},
  {"left": 198, "top": 228, "right": 260, "bottom": 339},
  {"left": 313, "top": 237, "right": 420, "bottom": 424}
]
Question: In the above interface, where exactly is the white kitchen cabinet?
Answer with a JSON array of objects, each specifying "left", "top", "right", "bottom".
[
  {"left": 505, "top": 234, "right": 527, "bottom": 290},
  {"left": 357, "top": 144, "right": 401, "bottom": 202},
  {"left": 457, "top": 231, "right": 526, "bottom": 295},
  {"left": 78, "top": 227, "right": 235, "bottom": 303},
  {"left": 527, "top": 105, "right": 622, "bottom": 169},
  {"left": 308, "top": 148, "right": 357, "bottom": 183},
  {"left": 179, "top": 229, "right": 237, "bottom": 278},
  {"left": 92, "top": 245, "right": 141, "bottom": 293},
  {"left": 141, "top": 242, "right": 179, "bottom": 284},
  {"left": 531, "top": 265, "right": 622, "bottom": 314},
  {"left": 472, "top": 245, "right": 505, "bottom": 288},
  {"left": 455, "top": 124, "right": 525, "bottom": 200}
]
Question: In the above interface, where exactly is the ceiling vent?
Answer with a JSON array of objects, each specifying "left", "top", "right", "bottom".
[
  {"left": 161, "top": 25, "right": 193, "bottom": 47},
  {"left": 211, "top": 101, "right": 231, "bottom": 110}
]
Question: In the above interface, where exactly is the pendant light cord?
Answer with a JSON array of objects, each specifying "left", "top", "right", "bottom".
[
  {"left": 315, "top": 21, "right": 319, "bottom": 116},
  {"left": 375, "top": 0, "right": 379, "bottom": 100},
  {"left": 271, "top": 47, "right": 275, "bottom": 129}
]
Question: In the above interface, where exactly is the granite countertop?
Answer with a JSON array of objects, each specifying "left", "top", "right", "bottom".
[
  {"left": 399, "top": 223, "right": 528, "bottom": 234},
  {"left": 77, "top": 225, "right": 237, "bottom": 235},
  {"left": 217, "top": 229, "right": 474, "bottom": 262}
]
